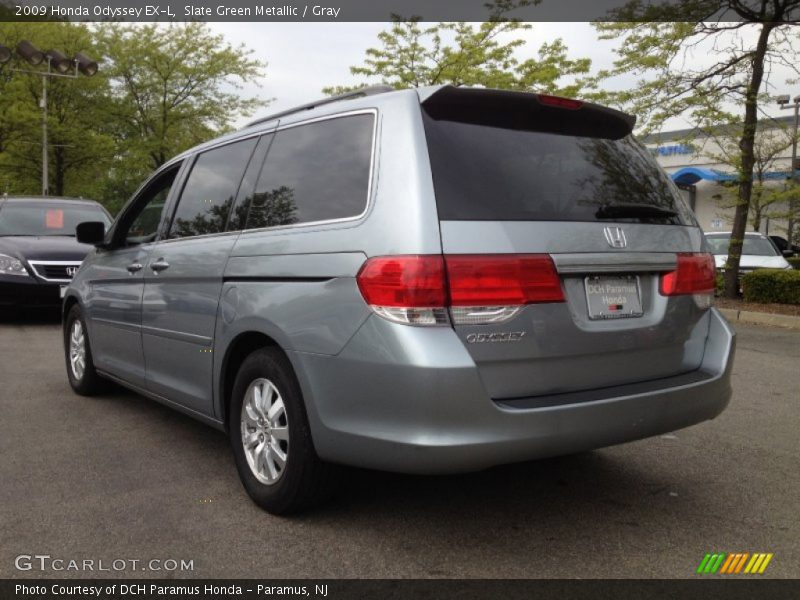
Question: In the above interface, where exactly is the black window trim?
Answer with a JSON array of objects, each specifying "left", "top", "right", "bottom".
[
  {"left": 237, "top": 108, "right": 379, "bottom": 237},
  {"left": 108, "top": 159, "right": 187, "bottom": 248},
  {"left": 159, "top": 131, "right": 266, "bottom": 243}
]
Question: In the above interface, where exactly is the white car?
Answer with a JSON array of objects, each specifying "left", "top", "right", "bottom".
[{"left": 705, "top": 231, "right": 792, "bottom": 273}]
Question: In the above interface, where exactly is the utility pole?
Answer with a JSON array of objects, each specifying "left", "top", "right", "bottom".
[
  {"left": 5, "top": 40, "right": 98, "bottom": 197},
  {"left": 777, "top": 94, "right": 800, "bottom": 244},
  {"left": 41, "top": 72, "right": 48, "bottom": 195}
]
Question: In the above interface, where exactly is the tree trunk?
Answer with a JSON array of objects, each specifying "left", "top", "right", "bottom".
[
  {"left": 723, "top": 22, "right": 775, "bottom": 298},
  {"left": 752, "top": 208, "right": 761, "bottom": 232}
]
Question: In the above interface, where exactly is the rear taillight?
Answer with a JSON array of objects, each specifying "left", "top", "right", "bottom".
[
  {"left": 660, "top": 253, "right": 715, "bottom": 308},
  {"left": 356, "top": 254, "right": 564, "bottom": 326},
  {"left": 356, "top": 255, "right": 449, "bottom": 325}
]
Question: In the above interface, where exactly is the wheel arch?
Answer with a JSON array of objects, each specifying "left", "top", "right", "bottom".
[{"left": 218, "top": 331, "right": 294, "bottom": 431}]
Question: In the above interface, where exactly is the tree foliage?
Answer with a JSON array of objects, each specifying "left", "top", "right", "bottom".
[
  {"left": 0, "top": 22, "right": 114, "bottom": 198},
  {"left": 323, "top": 1, "right": 595, "bottom": 97},
  {"left": 0, "top": 22, "right": 268, "bottom": 213},
  {"left": 595, "top": 0, "right": 800, "bottom": 298},
  {"left": 703, "top": 122, "right": 799, "bottom": 231}
]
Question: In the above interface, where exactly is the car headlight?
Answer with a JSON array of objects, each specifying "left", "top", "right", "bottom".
[{"left": 0, "top": 253, "right": 30, "bottom": 277}]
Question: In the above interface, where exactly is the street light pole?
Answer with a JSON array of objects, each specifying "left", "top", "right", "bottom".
[
  {"left": 41, "top": 63, "right": 48, "bottom": 195},
  {"left": 5, "top": 40, "right": 98, "bottom": 197},
  {"left": 778, "top": 94, "right": 800, "bottom": 244}
]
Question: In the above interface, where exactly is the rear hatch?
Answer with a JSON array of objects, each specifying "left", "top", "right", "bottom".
[{"left": 421, "top": 86, "right": 713, "bottom": 400}]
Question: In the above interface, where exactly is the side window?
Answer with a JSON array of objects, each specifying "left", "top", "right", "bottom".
[
  {"left": 246, "top": 113, "right": 374, "bottom": 230},
  {"left": 168, "top": 138, "right": 257, "bottom": 239},
  {"left": 124, "top": 167, "right": 179, "bottom": 246}
]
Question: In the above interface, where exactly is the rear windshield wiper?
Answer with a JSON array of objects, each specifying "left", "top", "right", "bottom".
[{"left": 595, "top": 203, "right": 678, "bottom": 220}]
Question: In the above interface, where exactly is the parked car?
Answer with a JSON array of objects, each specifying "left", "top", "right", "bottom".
[
  {"left": 0, "top": 196, "right": 111, "bottom": 312},
  {"left": 705, "top": 232, "right": 793, "bottom": 273},
  {"left": 63, "top": 86, "right": 736, "bottom": 514},
  {"left": 768, "top": 235, "right": 800, "bottom": 257}
]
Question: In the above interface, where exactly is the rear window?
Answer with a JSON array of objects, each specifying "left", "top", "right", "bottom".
[
  {"left": 706, "top": 235, "right": 779, "bottom": 257},
  {"left": 0, "top": 202, "right": 111, "bottom": 236},
  {"left": 422, "top": 110, "right": 694, "bottom": 225}
]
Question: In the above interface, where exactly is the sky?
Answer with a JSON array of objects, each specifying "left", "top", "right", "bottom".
[{"left": 206, "top": 22, "right": 799, "bottom": 132}]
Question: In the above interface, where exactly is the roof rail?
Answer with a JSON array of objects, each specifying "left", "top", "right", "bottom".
[{"left": 244, "top": 85, "right": 395, "bottom": 129}]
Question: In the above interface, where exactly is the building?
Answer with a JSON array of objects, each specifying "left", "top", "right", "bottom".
[{"left": 642, "top": 115, "right": 798, "bottom": 237}]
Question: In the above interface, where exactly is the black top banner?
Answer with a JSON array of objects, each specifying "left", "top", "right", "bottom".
[{"left": 2, "top": 0, "right": 795, "bottom": 22}]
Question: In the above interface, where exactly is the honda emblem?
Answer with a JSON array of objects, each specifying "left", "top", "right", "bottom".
[{"left": 603, "top": 226, "right": 627, "bottom": 249}]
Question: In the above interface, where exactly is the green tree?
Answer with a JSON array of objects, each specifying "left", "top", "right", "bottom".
[
  {"left": 0, "top": 21, "right": 115, "bottom": 199},
  {"left": 323, "top": 1, "right": 595, "bottom": 97},
  {"left": 94, "top": 22, "right": 268, "bottom": 208},
  {"left": 596, "top": 0, "right": 800, "bottom": 298},
  {"left": 702, "top": 122, "right": 798, "bottom": 232}
]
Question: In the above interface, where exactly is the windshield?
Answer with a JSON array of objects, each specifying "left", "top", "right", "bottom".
[
  {"left": 422, "top": 110, "right": 695, "bottom": 225},
  {"left": 0, "top": 202, "right": 111, "bottom": 236},
  {"left": 705, "top": 235, "right": 779, "bottom": 257}
]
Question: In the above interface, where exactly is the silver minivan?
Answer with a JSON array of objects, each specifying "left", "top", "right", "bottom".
[{"left": 64, "top": 86, "right": 735, "bottom": 514}]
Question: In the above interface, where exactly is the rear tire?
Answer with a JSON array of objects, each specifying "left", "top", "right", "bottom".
[
  {"left": 64, "top": 305, "right": 104, "bottom": 396},
  {"left": 229, "top": 347, "right": 339, "bottom": 514}
]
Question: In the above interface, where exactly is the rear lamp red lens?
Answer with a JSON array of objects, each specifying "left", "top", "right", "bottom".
[
  {"left": 356, "top": 254, "right": 564, "bottom": 309},
  {"left": 660, "top": 253, "right": 716, "bottom": 296}
]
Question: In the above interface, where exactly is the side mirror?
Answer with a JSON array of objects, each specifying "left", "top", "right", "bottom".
[
  {"left": 76, "top": 221, "right": 107, "bottom": 246},
  {"left": 782, "top": 249, "right": 795, "bottom": 258}
]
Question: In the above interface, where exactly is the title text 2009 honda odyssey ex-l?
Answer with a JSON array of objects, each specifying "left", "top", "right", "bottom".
[{"left": 64, "top": 86, "right": 735, "bottom": 514}]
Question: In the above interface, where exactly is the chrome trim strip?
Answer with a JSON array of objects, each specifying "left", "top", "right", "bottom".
[
  {"left": 552, "top": 253, "right": 677, "bottom": 274},
  {"left": 140, "top": 324, "right": 212, "bottom": 346},
  {"left": 28, "top": 260, "right": 82, "bottom": 283},
  {"left": 91, "top": 317, "right": 141, "bottom": 334}
]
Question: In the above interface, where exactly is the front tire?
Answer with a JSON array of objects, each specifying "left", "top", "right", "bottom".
[
  {"left": 229, "top": 348, "right": 339, "bottom": 514},
  {"left": 64, "top": 305, "right": 104, "bottom": 395}
]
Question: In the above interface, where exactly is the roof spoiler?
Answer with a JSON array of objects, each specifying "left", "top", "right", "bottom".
[{"left": 421, "top": 86, "right": 636, "bottom": 140}]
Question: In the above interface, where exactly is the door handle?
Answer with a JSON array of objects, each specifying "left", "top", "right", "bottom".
[
  {"left": 126, "top": 262, "right": 143, "bottom": 273},
  {"left": 150, "top": 258, "right": 170, "bottom": 273}
]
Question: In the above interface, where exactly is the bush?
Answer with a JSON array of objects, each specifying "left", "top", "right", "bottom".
[
  {"left": 741, "top": 269, "right": 800, "bottom": 305},
  {"left": 715, "top": 271, "right": 725, "bottom": 295},
  {"left": 788, "top": 257, "right": 800, "bottom": 270}
]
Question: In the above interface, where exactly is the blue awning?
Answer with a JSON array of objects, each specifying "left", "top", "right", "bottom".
[
  {"left": 670, "top": 167, "right": 736, "bottom": 185},
  {"left": 670, "top": 167, "right": 800, "bottom": 185}
]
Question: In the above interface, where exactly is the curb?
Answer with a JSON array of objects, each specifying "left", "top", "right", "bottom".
[{"left": 718, "top": 307, "right": 800, "bottom": 330}]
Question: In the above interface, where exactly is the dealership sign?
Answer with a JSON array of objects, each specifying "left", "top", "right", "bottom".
[{"left": 650, "top": 144, "right": 694, "bottom": 156}]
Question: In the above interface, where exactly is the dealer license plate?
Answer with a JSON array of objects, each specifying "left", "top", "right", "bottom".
[{"left": 585, "top": 275, "right": 643, "bottom": 320}]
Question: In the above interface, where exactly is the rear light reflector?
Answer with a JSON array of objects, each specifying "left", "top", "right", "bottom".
[
  {"left": 356, "top": 254, "right": 564, "bottom": 326},
  {"left": 445, "top": 255, "right": 565, "bottom": 306},
  {"left": 659, "top": 253, "right": 716, "bottom": 302},
  {"left": 536, "top": 94, "right": 583, "bottom": 110}
]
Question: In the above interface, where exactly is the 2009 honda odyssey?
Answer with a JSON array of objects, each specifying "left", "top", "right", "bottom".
[{"left": 64, "top": 85, "right": 735, "bottom": 514}]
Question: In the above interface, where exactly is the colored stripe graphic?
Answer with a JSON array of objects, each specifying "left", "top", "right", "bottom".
[{"left": 698, "top": 553, "right": 773, "bottom": 574}]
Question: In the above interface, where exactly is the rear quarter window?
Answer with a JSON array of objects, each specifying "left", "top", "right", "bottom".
[{"left": 244, "top": 113, "right": 374, "bottom": 230}]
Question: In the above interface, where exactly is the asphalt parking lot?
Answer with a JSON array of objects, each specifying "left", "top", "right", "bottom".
[{"left": 0, "top": 313, "right": 798, "bottom": 579}]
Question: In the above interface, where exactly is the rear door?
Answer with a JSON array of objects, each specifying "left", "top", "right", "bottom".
[
  {"left": 141, "top": 136, "right": 262, "bottom": 415},
  {"left": 421, "top": 87, "right": 712, "bottom": 400}
]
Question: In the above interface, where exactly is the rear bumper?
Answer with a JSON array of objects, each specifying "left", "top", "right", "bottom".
[
  {"left": 0, "top": 278, "right": 62, "bottom": 308},
  {"left": 293, "top": 308, "right": 735, "bottom": 474}
]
